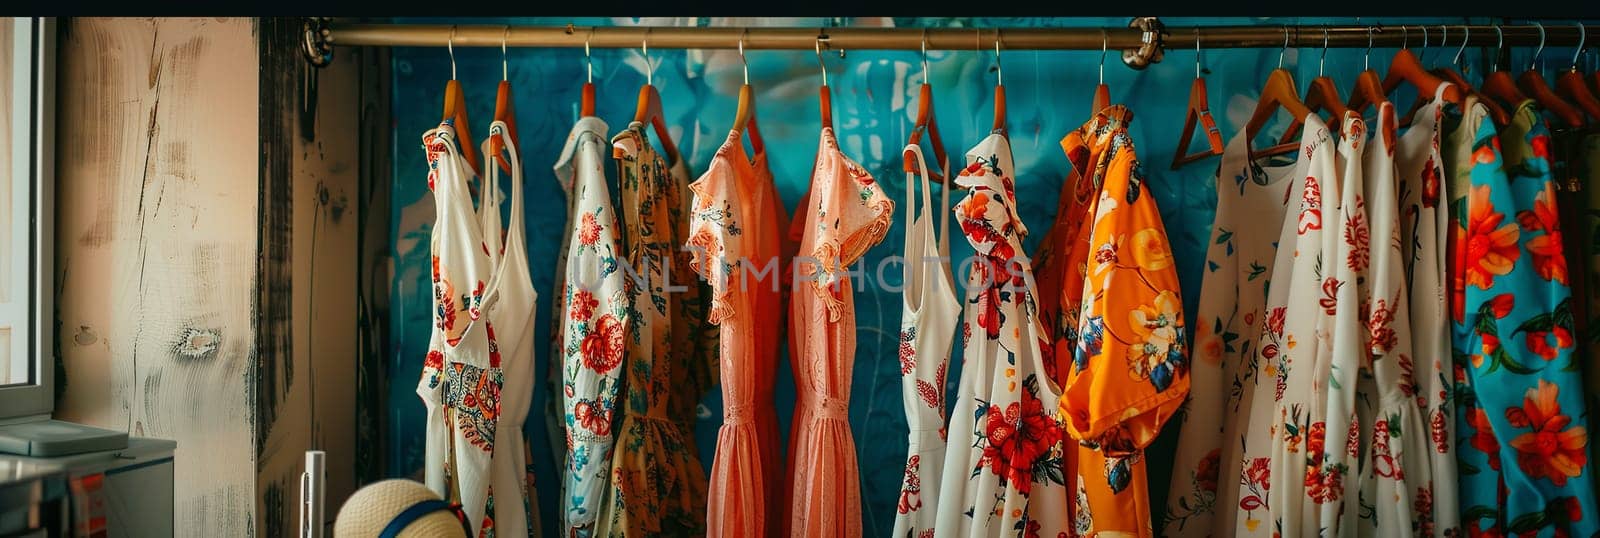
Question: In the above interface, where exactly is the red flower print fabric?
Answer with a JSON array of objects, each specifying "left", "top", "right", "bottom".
[{"left": 1448, "top": 100, "right": 1599, "bottom": 538}]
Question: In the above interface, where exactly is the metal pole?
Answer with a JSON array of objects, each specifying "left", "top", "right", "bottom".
[{"left": 323, "top": 23, "right": 1589, "bottom": 50}]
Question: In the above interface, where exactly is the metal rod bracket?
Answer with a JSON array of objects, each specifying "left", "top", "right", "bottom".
[
  {"left": 302, "top": 17, "right": 335, "bottom": 68},
  {"left": 1121, "top": 17, "right": 1167, "bottom": 70}
]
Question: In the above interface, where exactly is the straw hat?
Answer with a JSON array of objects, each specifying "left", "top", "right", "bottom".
[{"left": 333, "top": 479, "right": 469, "bottom": 538}]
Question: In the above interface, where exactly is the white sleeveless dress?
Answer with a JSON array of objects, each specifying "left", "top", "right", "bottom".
[
  {"left": 892, "top": 143, "right": 960, "bottom": 538},
  {"left": 478, "top": 121, "right": 539, "bottom": 538}
]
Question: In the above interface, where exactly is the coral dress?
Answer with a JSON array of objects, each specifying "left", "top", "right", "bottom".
[
  {"left": 785, "top": 126, "right": 893, "bottom": 536},
  {"left": 891, "top": 143, "right": 959, "bottom": 538},
  {"left": 687, "top": 129, "right": 786, "bottom": 538}
]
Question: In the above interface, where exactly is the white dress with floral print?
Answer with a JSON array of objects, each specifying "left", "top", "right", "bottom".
[
  {"left": 1164, "top": 121, "right": 1302, "bottom": 537},
  {"left": 417, "top": 120, "right": 503, "bottom": 537},
  {"left": 893, "top": 143, "right": 959, "bottom": 538},
  {"left": 1350, "top": 103, "right": 1433, "bottom": 538},
  {"left": 1264, "top": 111, "right": 1347, "bottom": 538},
  {"left": 1313, "top": 110, "right": 1373, "bottom": 538},
  {"left": 552, "top": 116, "right": 630, "bottom": 532},
  {"left": 934, "top": 132, "right": 1068, "bottom": 537},
  {"left": 1395, "top": 85, "right": 1459, "bottom": 537},
  {"left": 1229, "top": 113, "right": 1336, "bottom": 537}
]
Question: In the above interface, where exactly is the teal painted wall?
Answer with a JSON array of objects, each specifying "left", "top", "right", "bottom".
[{"left": 386, "top": 17, "right": 1570, "bottom": 535}]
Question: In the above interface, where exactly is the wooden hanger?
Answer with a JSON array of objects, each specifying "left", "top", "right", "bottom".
[
  {"left": 580, "top": 29, "right": 596, "bottom": 117},
  {"left": 992, "top": 30, "right": 1007, "bottom": 136},
  {"left": 627, "top": 34, "right": 683, "bottom": 164},
  {"left": 1247, "top": 29, "right": 1314, "bottom": 158},
  {"left": 441, "top": 27, "right": 481, "bottom": 177},
  {"left": 729, "top": 31, "right": 765, "bottom": 155},
  {"left": 1352, "top": 26, "right": 1463, "bottom": 113},
  {"left": 1281, "top": 28, "right": 1348, "bottom": 145},
  {"left": 1173, "top": 29, "right": 1224, "bottom": 169},
  {"left": 1091, "top": 30, "right": 1111, "bottom": 114},
  {"left": 1428, "top": 25, "right": 1510, "bottom": 126},
  {"left": 1350, "top": 66, "right": 1390, "bottom": 116},
  {"left": 1483, "top": 26, "right": 1529, "bottom": 120},
  {"left": 1555, "top": 23, "right": 1600, "bottom": 125},
  {"left": 1394, "top": 24, "right": 1438, "bottom": 126},
  {"left": 1248, "top": 69, "right": 1315, "bottom": 158},
  {"left": 1396, "top": 25, "right": 1441, "bottom": 127},
  {"left": 816, "top": 35, "right": 834, "bottom": 131},
  {"left": 490, "top": 28, "right": 520, "bottom": 174},
  {"left": 1517, "top": 23, "right": 1586, "bottom": 129},
  {"left": 906, "top": 31, "right": 955, "bottom": 187}
]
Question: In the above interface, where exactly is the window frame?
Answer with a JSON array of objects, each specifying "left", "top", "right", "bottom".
[{"left": 0, "top": 17, "right": 56, "bottom": 422}]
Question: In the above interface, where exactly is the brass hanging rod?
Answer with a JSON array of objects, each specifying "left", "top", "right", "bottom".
[
  {"left": 300, "top": 19, "right": 1594, "bottom": 68},
  {"left": 319, "top": 22, "right": 1588, "bottom": 50}
]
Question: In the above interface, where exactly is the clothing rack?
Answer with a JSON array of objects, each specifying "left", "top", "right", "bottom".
[{"left": 302, "top": 18, "right": 1593, "bottom": 69}]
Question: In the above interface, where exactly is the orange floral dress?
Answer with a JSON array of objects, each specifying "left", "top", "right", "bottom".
[
  {"left": 687, "top": 129, "right": 787, "bottom": 538},
  {"left": 1042, "top": 106, "right": 1189, "bottom": 537},
  {"left": 785, "top": 126, "right": 894, "bottom": 536}
]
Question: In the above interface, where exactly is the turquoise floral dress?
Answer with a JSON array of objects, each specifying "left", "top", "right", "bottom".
[{"left": 1447, "top": 99, "right": 1599, "bottom": 537}]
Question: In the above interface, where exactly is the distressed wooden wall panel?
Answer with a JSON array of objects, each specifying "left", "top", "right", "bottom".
[
  {"left": 252, "top": 18, "right": 363, "bottom": 536},
  {"left": 354, "top": 45, "right": 393, "bottom": 486},
  {"left": 53, "top": 17, "right": 260, "bottom": 537}
]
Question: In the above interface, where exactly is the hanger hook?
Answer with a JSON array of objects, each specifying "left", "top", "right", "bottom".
[
  {"left": 920, "top": 29, "right": 929, "bottom": 82},
  {"left": 1532, "top": 21, "right": 1546, "bottom": 70},
  {"left": 1100, "top": 29, "right": 1108, "bottom": 84},
  {"left": 738, "top": 29, "right": 749, "bottom": 85},
  {"left": 642, "top": 30, "right": 653, "bottom": 86},
  {"left": 1195, "top": 27, "right": 1202, "bottom": 79},
  {"left": 1419, "top": 25, "right": 1430, "bottom": 61},
  {"left": 1437, "top": 25, "right": 1447, "bottom": 67},
  {"left": 1363, "top": 26, "right": 1376, "bottom": 70},
  {"left": 584, "top": 28, "right": 594, "bottom": 84},
  {"left": 447, "top": 25, "right": 458, "bottom": 80},
  {"left": 992, "top": 29, "right": 1004, "bottom": 87},
  {"left": 1320, "top": 26, "right": 1329, "bottom": 76},
  {"left": 1454, "top": 25, "right": 1470, "bottom": 67},
  {"left": 1573, "top": 23, "right": 1586, "bottom": 71},
  {"left": 1493, "top": 25, "right": 1504, "bottom": 72},
  {"left": 1278, "top": 25, "right": 1288, "bottom": 69},
  {"left": 501, "top": 26, "right": 510, "bottom": 81},
  {"left": 1400, "top": 25, "right": 1409, "bottom": 49},
  {"left": 816, "top": 31, "right": 828, "bottom": 87}
]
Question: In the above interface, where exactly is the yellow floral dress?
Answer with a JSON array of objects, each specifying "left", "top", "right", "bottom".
[{"left": 592, "top": 123, "right": 712, "bottom": 537}]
